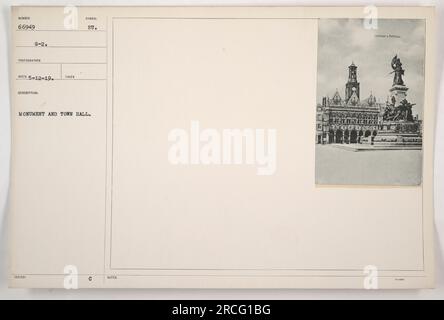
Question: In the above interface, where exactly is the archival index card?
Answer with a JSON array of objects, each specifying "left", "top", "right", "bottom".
[{"left": 9, "top": 6, "right": 436, "bottom": 289}]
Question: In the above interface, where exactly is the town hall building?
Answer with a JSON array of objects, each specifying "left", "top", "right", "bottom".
[{"left": 316, "top": 63, "right": 383, "bottom": 144}]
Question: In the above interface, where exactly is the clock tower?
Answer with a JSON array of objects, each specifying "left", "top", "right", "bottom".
[{"left": 345, "top": 62, "right": 360, "bottom": 102}]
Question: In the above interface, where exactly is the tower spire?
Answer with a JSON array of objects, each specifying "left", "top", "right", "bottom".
[{"left": 345, "top": 62, "right": 360, "bottom": 102}]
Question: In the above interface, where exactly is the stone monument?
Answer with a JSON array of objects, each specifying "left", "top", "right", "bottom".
[{"left": 364, "top": 55, "right": 422, "bottom": 149}]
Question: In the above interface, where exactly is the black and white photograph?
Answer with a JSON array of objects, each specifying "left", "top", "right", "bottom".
[{"left": 315, "top": 19, "right": 425, "bottom": 186}]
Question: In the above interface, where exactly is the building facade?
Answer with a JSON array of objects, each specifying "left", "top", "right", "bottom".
[{"left": 316, "top": 63, "right": 383, "bottom": 144}]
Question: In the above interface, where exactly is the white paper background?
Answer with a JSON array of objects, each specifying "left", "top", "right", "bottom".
[{"left": 0, "top": 0, "right": 443, "bottom": 299}]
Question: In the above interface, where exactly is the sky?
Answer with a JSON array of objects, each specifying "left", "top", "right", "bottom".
[{"left": 317, "top": 19, "right": 425, "bottom": 118}]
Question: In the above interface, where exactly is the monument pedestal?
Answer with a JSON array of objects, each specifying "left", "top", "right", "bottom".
[
  {"left": 389, "top": 85, "right": 409, "bottom": 106},
  {"left": 362, "top": 121, "right": 422, "bottom": 149}
]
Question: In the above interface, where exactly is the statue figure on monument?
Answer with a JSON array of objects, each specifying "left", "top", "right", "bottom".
[
  {"left": 383, "top": 98, "right": 415, "bottom": 122},
  {"left": 390, "top": 55, "right": 405, "bottom": 86},
  {"left": 383, "top": 55, "right": 416, "bottom": 122},
  {"left": 396, "top": 99, "right": 415, "bottom": 122}
]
